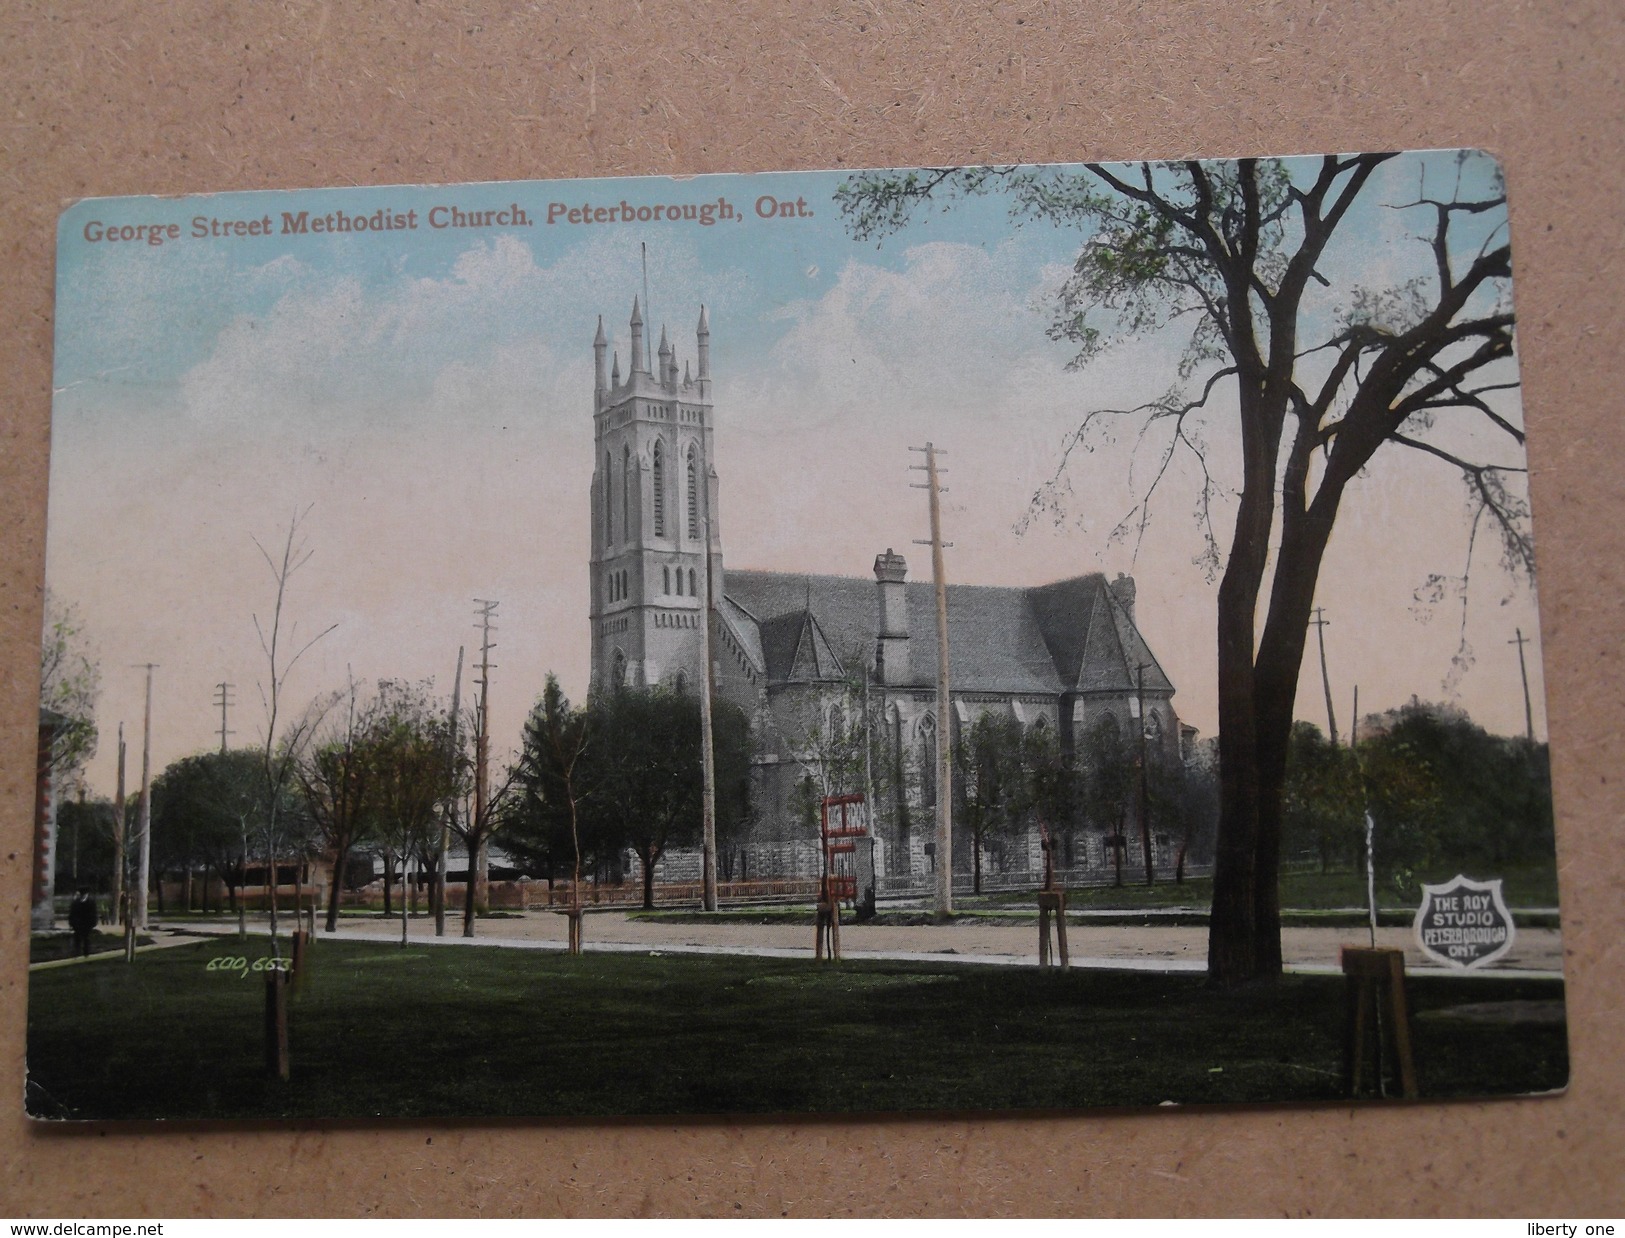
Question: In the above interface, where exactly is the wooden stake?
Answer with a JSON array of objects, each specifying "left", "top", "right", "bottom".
[{"left": 264, "top": 968, "right": 290, "bottom": 1081}]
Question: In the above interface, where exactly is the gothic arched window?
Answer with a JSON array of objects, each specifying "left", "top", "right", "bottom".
[
  {"left": 622, "top": 445, "right": 632, "bottom": 540},
  {"left": 688, "top": 567, "right": 697, "bottom": 597},
  {"left": 686, "top": 446, "right": 699, "bottom": 540},
  {"left": 604, "top": 451, "right": 613, "bottom": 545},
  {"left": 917, "top": 714, "right": 938, "bottom": 810},
  {"left": 652, "top": 440, "right": 665, "bottom": 536},
  {"left": 674, "top": 671, "right": 688, "bottom": 695},
  {"left": 611, "top": 649, "right": 627, "bottom": 691},
  {"left": 663, "top": 565, "right": 671, "bottom": 594}
]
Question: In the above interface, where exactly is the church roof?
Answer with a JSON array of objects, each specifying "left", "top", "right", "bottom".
[
  {"left": 718, "top": 594, "right": 766, "bottom": 674},
  {"left": 722, "top": 569, "right": 1171, "bottom": 698}
]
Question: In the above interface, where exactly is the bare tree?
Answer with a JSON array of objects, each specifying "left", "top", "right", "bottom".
[
  {"left": 838, "top": 154, "right": 1525, "bottom": 984},
  {"left": 252, "top": 508, "right": 335, "bottom": 941}
]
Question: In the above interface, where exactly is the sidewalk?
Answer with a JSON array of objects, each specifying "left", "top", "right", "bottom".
[{"left": 134, "top": 909, "right": 1564, "bottom": 980}]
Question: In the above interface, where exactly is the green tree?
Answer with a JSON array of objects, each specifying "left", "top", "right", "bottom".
[
  {"left": 837, "top": 155, "right": 1525, "bottom": 983},
  {"left": 297, "top": 677, "right": 379, "bottom": 933},
  {"left": 53, "top": 795, "right": 117, "bottom": 896},
  {"left": 583, "top": 686, "right": 754, "bottom": 910},
  {"left": 505, "top": 675, "right": 597, "bottom": 900},
  {"left": 1078, "top": 715, "right": 1135, "bottom": 886},
  {"left": 363, "top": 680, "right": 457, "bottom": 941},
  {"left": 1019, "top": 722, "right": 1081, "bottom": 873},
  {"left": 39, "top": 591, "right": 100, "bottom": 783},
  {"left": 953, "top": 712, "right": 1026, "bottom": 893},
  {"left": 1356, "top": 701, "right": 1553, "bottom": 899},
  {"left": 150, "top": 749, "right": 265, "bottom": 921},
  {"left": 1281, "top": 722, "right": 1364, "bottom": 873}
]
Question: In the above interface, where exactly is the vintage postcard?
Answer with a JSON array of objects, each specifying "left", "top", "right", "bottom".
[{"left": 29, "top": 153, "right": 1565, "bottom": 1121}]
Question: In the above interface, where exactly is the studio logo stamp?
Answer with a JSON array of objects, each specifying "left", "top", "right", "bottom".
[{"left": 1414, "top": 875, "right": 1516, "bottom": 969}]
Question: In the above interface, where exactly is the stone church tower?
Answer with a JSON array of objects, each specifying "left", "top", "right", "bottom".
[{"left": 588, "top": 299, "right": 723, "bottom": 695}]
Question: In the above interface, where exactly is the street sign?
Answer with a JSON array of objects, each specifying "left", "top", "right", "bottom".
[{"left": 1413, "top": 874, "right": 1516, "bottom": 969}]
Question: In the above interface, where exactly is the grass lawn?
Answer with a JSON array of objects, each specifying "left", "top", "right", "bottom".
[{"left": 26, "top": 939, "right": 1567, "bottom": 1122}]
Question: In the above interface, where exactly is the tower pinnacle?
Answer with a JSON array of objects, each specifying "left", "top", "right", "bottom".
[{"left": 593, "top": 315, "right": 608, "bottom": 397}]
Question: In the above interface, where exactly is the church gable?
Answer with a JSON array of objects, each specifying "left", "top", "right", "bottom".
[
  {"left": 726, "top": 571, "right": 877, "bottom": 677},
  {"left": 1103, "top": 591, "right": 1173, "bottom": 695},
  {"left": 1027, "top": 574, "right": 1103, "bottom": 687},
  {"left": 1026, "top": 573, "right": 1173, "bottom": 695},
  {"left": 757, "top": 608, "right": 846, "bottom": 683},
  {"left": 1076, "top": 586, "right": 1134, "bottom": 692}
]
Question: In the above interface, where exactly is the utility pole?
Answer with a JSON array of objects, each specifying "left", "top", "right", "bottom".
[
  {"left": 910, "top": 442, "right": 953, "bottom": 921},
  {"left": 1136, "top": 663, "right": 1154, "bottom": 886},
  {"left": 113, "top": 722, "right": 126, "bottom": 925},
  {"left": 213, "top": 681, "right": 235, "bottom": 753},
  {"left": 472, "top": 601, "right": 498, "bottom": 922},
  {"left": 1352, "top": 684, "right": 1377, "bottom": 949},
  {"left": 1310, "top": 607, "right": 1338, "bottom": 745},
  {"left": 1509, "top": 627, "right": 1535, "bottom": 743},
  {"left": 861, "top": 663, "right": 877, "bottom": 829},
  {"left": 699, "top": 474, "right": 719, "bottom": 912},
  {"left": 133, "top": 663, "right": 157, "bottom": 929},
  {"left": 437, "top": 645, "right": 464, "bottom": 937}
]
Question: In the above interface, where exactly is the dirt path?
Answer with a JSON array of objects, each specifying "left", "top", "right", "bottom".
[{"left": 310, "top": 909, "right": 1564, "bottom": 975}]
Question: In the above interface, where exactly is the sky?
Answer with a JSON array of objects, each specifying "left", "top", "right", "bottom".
[{"left": 45, "top": 153, "right": 1547, "bottom": 797}]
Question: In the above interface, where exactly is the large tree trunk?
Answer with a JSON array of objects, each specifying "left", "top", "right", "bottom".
[
  {"left": 1113, "top": 813, "right": 1124, "bottom": 888},
  {"left": 382, "top": 853, "right": 395, "bottom": 917},
  {"left": 1250, "top": 486, "right": 1341, "bottom": 976},
  {"left": 325, "top": 843, "right": 350, "bottom": 933},
  {"left": 1206, "top": 367, "right": 1280, "bottom": 987},
  {"left": 639, "top": 845, "right": 656, "bottom": 910},
  {"left": 462, "top": 846, "right": 478, "bottom": 937}
]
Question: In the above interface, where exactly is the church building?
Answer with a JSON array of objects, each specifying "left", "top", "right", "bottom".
[{"left": 587, "top": 300, "right": 1188, "bottom": 888}]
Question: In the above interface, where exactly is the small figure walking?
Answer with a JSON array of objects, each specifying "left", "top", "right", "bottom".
[{"left": 68, "top": 887, "right": 98, "bottom": 958}]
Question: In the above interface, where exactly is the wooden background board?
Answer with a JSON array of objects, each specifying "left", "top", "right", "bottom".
[{"left": 2, "top": 0, "right": 1621, "bottom": 1217}]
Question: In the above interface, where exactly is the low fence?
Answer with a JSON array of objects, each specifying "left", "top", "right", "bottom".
[{"left": 114, "top": 859, "right": 1217, "bottom": 920}]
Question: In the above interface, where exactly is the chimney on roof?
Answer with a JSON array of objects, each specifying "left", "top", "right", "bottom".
[
  {"left": 1110, "top": 573, "right": 1137, "bottom": 624},
  {"left": 874, "top": 548, "right": 911, "bottom": 686}
]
